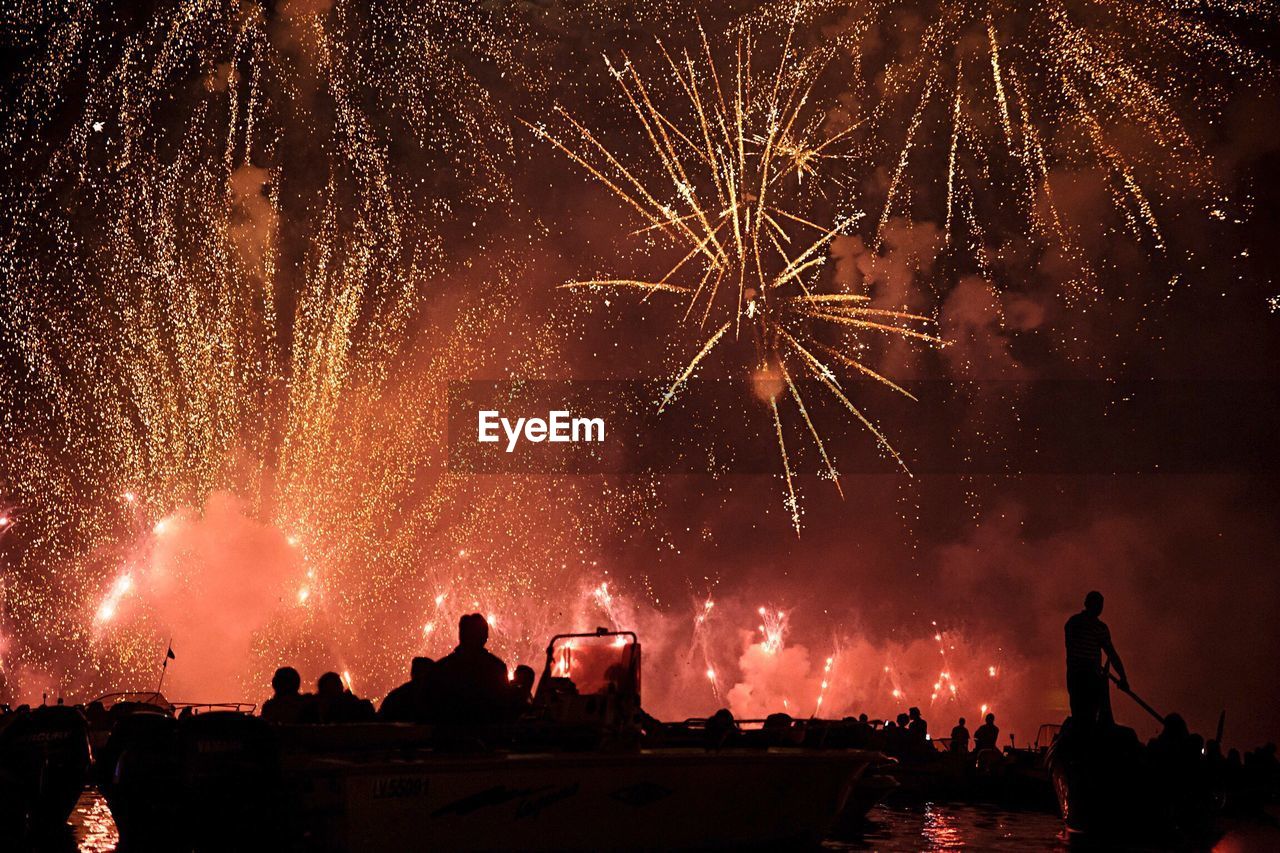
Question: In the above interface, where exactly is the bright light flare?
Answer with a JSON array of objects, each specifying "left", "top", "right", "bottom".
[{"left": 95, "top": 574, "right": 134, "bottom": 624}]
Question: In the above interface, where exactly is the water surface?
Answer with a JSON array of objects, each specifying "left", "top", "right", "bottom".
[{"left": 71, "top": 789, "right": 1279, "bottom": 851}]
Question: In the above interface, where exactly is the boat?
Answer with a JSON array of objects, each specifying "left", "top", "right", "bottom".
[
  {"left": 290, "top": 745, "right": 869, "bottom": 851},
  {"left": 99, "top": 628, "right": 883, "bottom": 850},
  {"left": 0, "top": 703, "right": 92, "bottom": 838},
  {"left": 1048, "top": 719, "right": 1222, "bottom": 844},
  {"left": 661, "top": 714, "right": 899, "bottom": 828}
]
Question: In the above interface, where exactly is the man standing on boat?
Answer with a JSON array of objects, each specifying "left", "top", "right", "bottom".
[
  {"left": 1064, "top": 591, "right": 1128, "bottom": 733},
  {"left": 430, "top": 613, "right": 510, "bottom": 726}
]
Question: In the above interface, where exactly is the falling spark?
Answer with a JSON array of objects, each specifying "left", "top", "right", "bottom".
[{"left": 814, "top": 653, "right": 835, "bottom": 715}]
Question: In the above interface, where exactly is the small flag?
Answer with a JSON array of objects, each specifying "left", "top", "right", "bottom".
[{"left": 166, "top": 646, "right": 176, "bottom": 660}]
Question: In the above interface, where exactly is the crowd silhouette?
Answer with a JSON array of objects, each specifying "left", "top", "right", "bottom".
[
  {"left": 260, "top": 613, "right": 528, "bottom": 727},
  {"left": 3, "top": 597, "right": 1280, "bottom": 841}
]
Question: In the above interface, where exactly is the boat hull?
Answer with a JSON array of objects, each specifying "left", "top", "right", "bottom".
[
  {"left": 1047, "top": 724, "right": 1221, "bottom": 844},
  {"left": 290, "top": 747, "right": 870, "bottom": 851}
]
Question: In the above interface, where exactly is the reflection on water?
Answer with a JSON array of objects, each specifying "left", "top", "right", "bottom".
[
  {"left": 71, "top": 789, "right": 119, "bottom": 852},
  {"left": 922, "top": 803, "right": 968, "bottom": 849},
  {"left": 67, "top": 789, "right": 1280, "bottom": 853},
  {"left": 827, "top": 803, "right": 1068, "bottom": 852},
  {"left": 69, "top": 788, "right": 1065, "bottom": 853}
]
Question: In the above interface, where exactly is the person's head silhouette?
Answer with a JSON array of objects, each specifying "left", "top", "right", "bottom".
[
  {"left": 410, "top": 656, "right": 434, "bottom": 682},
  {"left": 957, "top": 717, "right": 966, "bottom": 727},
  {"left": 1084, "top": 590, "right": 1104, "bottom": 617},
  {"left": 458, "top": 613, "right": 489, "bottom": 649},
  {"left": 513, "top": 664, "right": 535, "bottom": 692},
  {"left": 271, "top": 666, "right": 301, "bottom": 696},
  {"left": 985, "top": 713, "right": 996, "bottom": 725},
  {"left": 317, "top": 671, "right": 344, "bottom": 698}
]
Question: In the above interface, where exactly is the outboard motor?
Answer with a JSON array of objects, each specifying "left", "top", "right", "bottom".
[
  {"left": 96, "top": 708, "right": 180, "bottom": 845},
  {"left": 176, "top": 711, "right": 281, "bottom": 849},
  {"left": 0, "top": 704, "right": 91, "bottom": 834}
]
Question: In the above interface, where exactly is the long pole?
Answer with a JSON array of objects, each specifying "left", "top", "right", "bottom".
[
  {"left": 1107, "top": 671, "right": 1164, "bottom": 724},
  {"left": 155, "top": 637, "right": 172, "bottom": 696}
]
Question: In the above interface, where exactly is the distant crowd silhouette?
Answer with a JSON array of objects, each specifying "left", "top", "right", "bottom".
[
  {"left": 2, "top": 594, "right": 1279, "bottom": 831},
  {"left": 243, "top": 601, "right": 1280, "bottom": 794}
]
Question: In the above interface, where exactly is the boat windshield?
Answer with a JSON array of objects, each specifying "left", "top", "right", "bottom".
[
  {"left": 92, "top": 691, "right": 172, "bottom": 711},
  {"left": 547, "top": 633, "right": 639, "bottom": 698}
]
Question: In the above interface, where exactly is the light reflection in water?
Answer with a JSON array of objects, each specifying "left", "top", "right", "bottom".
[
  {"left": 922, "top": 803, "right": 965, "bottom": 849},
  {"left": 825, "top": 802, "right": 1069, "bottom": 851},
  {"left": 72, "top": 788, "right": 1280, "bottom": 852},
  {"left": 72, "top": 788, "right": 119, "bottom": 852}
]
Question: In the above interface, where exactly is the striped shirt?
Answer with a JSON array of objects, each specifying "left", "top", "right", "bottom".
[{"left": 1064, "top": 612, "right": 1111, "bottom": 673}]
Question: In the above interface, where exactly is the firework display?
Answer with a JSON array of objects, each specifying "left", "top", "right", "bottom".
[
  {"left": 745, "top": 0, "right": 1273, "bottom": 295},
  {"left": 0, "top": 0, "right": 1276, "bottom": 758},
  {"left": 528, "top": 22, "right": 944, "bottom": 530}
]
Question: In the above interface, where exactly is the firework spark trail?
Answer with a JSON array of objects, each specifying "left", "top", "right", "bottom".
[
  {"left": 814, "top": 651, "right": 835, "bottom": 715},
  {"left": 746, "top": 0, "right": 1273, "bottom": 300},
  {"left": 529, "top": 24, "right": 942, "bottom": 527},
  {"left": 687, "top": 595, "right": 723, "bottom": 702},
  {"left": 757, "top": 606, "right": 789, "bottom": 655}
]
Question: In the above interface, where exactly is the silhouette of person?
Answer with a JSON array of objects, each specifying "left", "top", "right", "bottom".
[
  {"left": 309, "top": 671, "right": 375, "bottom": 723},
  {"left": 950, "top": 717, "right": 970, "bottom": 753},
  {"left": 379, "top": 657, "right": 435, "bottom": 723},
  {"left": 907, "top": 707, "right": 928, "bottom": 742},
  {"left": 853, "top": 713, "right": 871, "bottom": 748},
  {"left": 261, "top": 666, "right": 310, "bottom": 724},
  {"left": 705, "top": 708, "right": 737, "bottom": 749},
  {"left": 974, "top": 713, "right": 999, "bottom": 752},
  {"left": 508, "top": 664, "right": 535, "bottom": 717},
  {"left": 1064, "top": 591, "right": 1128, "bottom": 732},
  {"left": 429, "top": 614, "right": 509, "bottom": 726}
]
